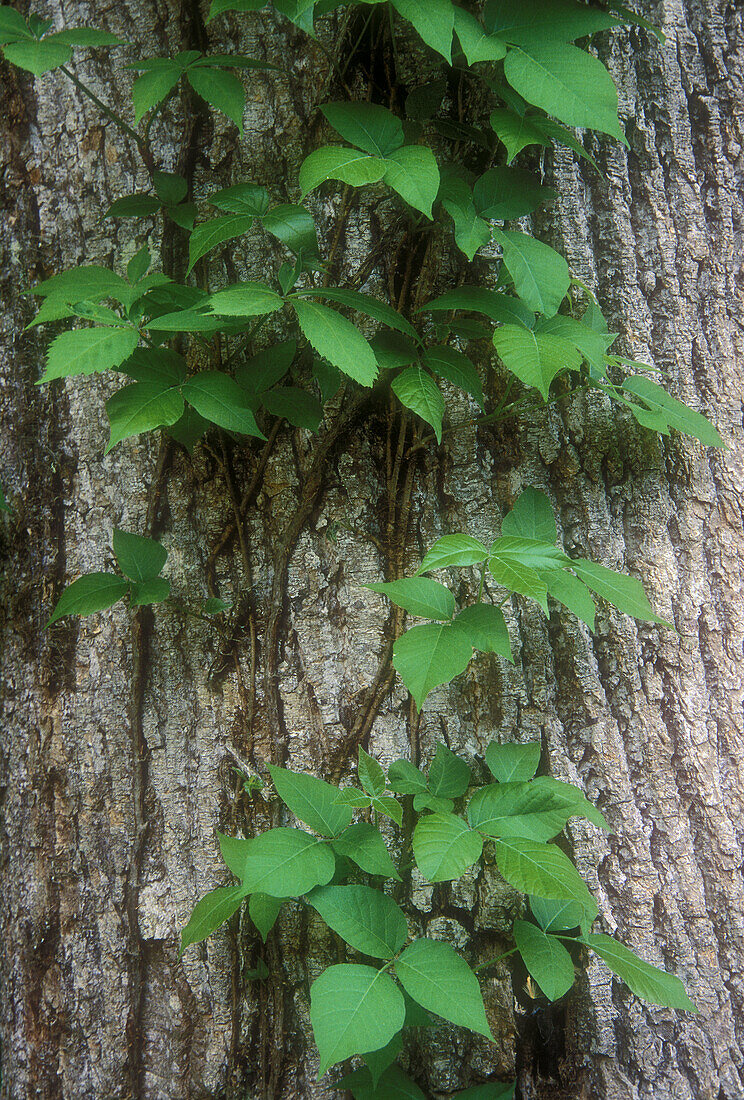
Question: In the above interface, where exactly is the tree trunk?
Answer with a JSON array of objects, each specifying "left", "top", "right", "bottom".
[{"left": 1, "top": 1, "right": 742, "bottom": 1097}]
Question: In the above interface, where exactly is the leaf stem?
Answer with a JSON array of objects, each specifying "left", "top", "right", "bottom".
[
  {"left": 60, "top": 65, "right": 153, "bottom": 170},
  {"left": 474, "top": 946, "right": 519, "bottom": 973}
]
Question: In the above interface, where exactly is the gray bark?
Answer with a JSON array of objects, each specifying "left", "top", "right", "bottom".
[{"left": 1, "top": 1, "right": 742, "bottom": 1098}]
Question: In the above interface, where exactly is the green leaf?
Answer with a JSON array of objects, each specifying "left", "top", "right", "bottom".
[
  {"left": 439, "top": 177, "right": 491, "bottom": 261},
  {"left": 487, "top": 545, "right": 548, "bottom": 611},
  {"left": 417, "top": 534, "right": 489, "bottom": 574},
  {"left": 537, "top": 314, "right": 616, "bottom": 373},
  {"left": 207, "top": 281, "right": 284, "bottom": 317},
  {"left": 120, "top": 349, "right": 187, "bottom": 386},
  {"left": 307, "top": 884, "right": 408, "bottom": 958},
  {"left": 423, "top": 346, "right": 484, "bottom": 407},
  {"left": 370, "top": 795, "right": 403, "bottom": 826},
  {"left": 249, "top": 893, "right": 284, "bottom": 941},
  {"left": 492, "top": 325, "right": 580, "bottom": 401},
  {"left": 261, "top": 387, "right": 323, "bottom": 432},
  {"left": 261, "top": 203, "right": 320, "bottom": 258},
  {"left": 47, "top": 572, "right": 129, "bottom": 626},
  {"left": 209, "top": 181, "right": 271, "bottom": 216},
  {"left": 299, "top": 146, "right": 388, "bottom": 195},
  {"left": 502, "top": 488, "right": 556, "bottom": 542},
  {"left": 42, "top": 327, "right": 139, "bottom": 383},
  {"left": 622, "top": 376, "right": 724, "bottom": 447},
  {"left": 503, "top": 43, "right": 625, "bottom": 144},
  {"left": 371, "top": 331, "right": 419, "bottom": 371},
  {"left": 292, "top": 299, "right": 378, "bottom": 387},
  {"left": 412, "top": 813, "right": 483, "bottom": 881},
  {"left": 49, "top": 27, "right": 125, "bottom": 46},
  {"left": 310, "top": 963, "right": 405, "bottom": 1075},
  {"left": 167, "top": 405, "right": 210, "bottom": 452},
  {"left": 294, "top": 287, "right": 419, "bottom": 342},
  {"left": 153, "top": 170, "right": 188, "bottom": 204},
  {"left": 453, "top": 604, "right": 512, "bottom": 661},
  {"left": 181, "top": 884, "right": 249, "bottom": 951},
  {"left": 321, "top": 101, "right": 405, "bottom": 158},
  {"left": 236, "top": 340, "right": 295, "bottom": 394},
  {"left": 129, "top": 576, "right": 171, "bottom": 606},
  {"left": 395, "top": 938, "right": 491, "bottom": 1037},
  {"left": 467, "top": 777, "right": 607, "bottom": 841},
  {"left": 187, "top": 215, "right": 256, "bottom": 273},
  {"left": 181, "top": 373, "right": 265, "bottom": 437},
  {"left": 382, "top": 145, "right": 440, "bottom": 218},
  {"left": 453, "top": 9, "right": 506, "bottom": 64},
  {"left": 490, "top": 535, "right": 567, "bottom": 572},
  {"left": 331, "top": 823, "right": 401, "bottom": 880},
  {"left": 422, "top": 286, "right": 534, "bottom": 329},
  {"left": 393, "top": 622, "right": 473, "bottom": 709},
  {"left": 493, "top": 837, "right": 598, "bottom": 916},
  {"left": 113, "top": 529, "right": 167, "bottom": 582},
  {"left": 571, "top": 559, "right": 670, "bottom": 625},
  {"left": 489, "top": 108, "right": 548, "bottom": 164},
  {"left": 267, "top": 764, "right": 353, "bottom": 837},
  {"left": 391, "top": 367, "right": 444, "bottom": 442},
  {"left": 363, "top": 1033, "right": 404, "bottom": 1089},
  {"left": 428, "top": 743, "right": 470, "bottom": 799},
  {"left": 533, "top": 115, "right": 601, "bottom": 171},
  {"left": 337, "top": 1064, "right": 427, "bottom": 1100},
  {"left": 219, "top": 827, "right": 335, "bottom": 896},
  {"left": 473, "top": 167, "right": 555, "bottom": 221},
  {"left": 582, "top": 934, "right": 698, "bottom": 1011},
  {"left": 2, "top": 37, "right": 71, "bottom": 75},
  {"left": 413, "top": 792, "right": 454, "bottom": 814},
  {"left": 454, "top": 1084, "right": 516, "bottom": 1100},
  {"left": 187, "top": 66, "right": 245, "bottom": 131},
  {"left": 390, "top": 0, "right": 455, "bottom": 61},
  {"left": 530, "top": 896, "right": 584, "bottom": 932},
  {"left": 483, "top": 0, "right": 620, "bottom": 45},
  {"left": 366, "top": 576, "right": 455, "bottom": 621},
  {"left": 485, "top": 741, "right": 540, "bottom": 782},
  {"left": 33, "top": 265, "right": 130, "bottom": 307},
  {"left": 493, "top": 230, "right": 570, "bottom": 318},
  {"left": 543, "top": 569, "right": 596, "bottom": 629},
  {"left": 132, "top": 61, "right": 182, "bottom": 124},
  {"left": 105, "top": 381, "right": 185, "bottom": 451},
  {"left": 513, "top": 919, "right": 575, "bottom": 1001},
  {"left": 335, "top": 787, "right": 372, "bottom": 809},
  {"left": 387, "top": 759, "right": 428, "bottom": 796},
  {"left": 358, "top": 747, "right": 386, "bottom": 797},
  {"left": 0, "top": 7, "right": 31, "bottom": 42},
  {"left": 104, "top": 194, "right": 162, "bottom": 219}
]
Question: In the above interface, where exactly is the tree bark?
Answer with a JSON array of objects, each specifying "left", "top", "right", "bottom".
[{"left": 1, "top": 1, "right": 742, "bottom": 1097}]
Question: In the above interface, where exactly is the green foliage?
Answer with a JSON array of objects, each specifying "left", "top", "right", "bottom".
[{"left": 8, "top": 3, "right": 705, "bottom": 1091}]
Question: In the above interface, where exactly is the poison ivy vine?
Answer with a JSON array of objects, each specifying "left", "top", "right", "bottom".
[{"left": 1, "top": 0, "right": 716, "bottom": 1094}]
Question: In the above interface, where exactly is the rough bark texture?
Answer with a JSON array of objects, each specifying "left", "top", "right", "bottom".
[{"left": 1, "top": 1, "right": 742, "bottom": 1098}]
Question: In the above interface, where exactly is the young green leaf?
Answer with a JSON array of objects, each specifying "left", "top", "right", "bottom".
[
  {"left": 503, "top": 43, "right": 626, "bottom": 144},
  {"left": 370, "top": 795, "right": 403, "bottom": 826},
  {"left": 291, "top": 299, "right": 378, "bottom": 387},
  {"left": 622, "top": 376, "right": 724, "bottom": 447},
  {"left": 186, "top": 65, "right": 245, "bottom": 131},
  {"left": 321, "top": 102, "right": 405, "bottom": 158},
  {"left": 395, "top": 938, "right": 492, "bottom": 1037},
  {"left": 501, "top": 488, "right": 557, "bottom": 543},
  {"left": 207, "top": 281, "right": 284, "bottom": 317},
  {"left": 492, "top": 325, "right": 580, "bottom": 401},
  {"left": 513, "top": 919, "right": 575, "bottom": 1001},
  {"left": 181, "top": 373, "right": 265, "bottom": 438},
  {"left": 209, "top": 181, "right": 271, "bottom": 216},
  {"left": 582, "top": 934, "right": 698, "bottom": 1011},
  {"left": 113, "top": 529, "right": 167, "bottom": 582},
  {"left": 42, "top": 327, "right": 139, "bottom": 383},
  {"left": 489, "top": 108, "right": 548, "bottom": 164},
  {"left": 335, "top": 788, "right": 372, "bottom": 809},
  {"left": 390, "top": 0, "right": 455, "bottom": 62},
  {"left": 530, "top": 896, "right": 585, "bottom": 932},
  {"left": 187, "top": 215, "right": 257, "bottom": 273},
  {"left": 219, "top": 827, "right": 335, "bottom": 896},
  {"left": 261, "top": 203, "right": 320, "bottom": 258},
  {"left": 249, "top": 893, "right": 284, "bottom": 941},
  {"left": 453, "top": 604, "right": 513, "bottom": 661},
  {"left": 294, "top": 287, "right": 418, "bottom": 342},
  {"left": 453, "top": 9, "right": 506, "bottom": 64},
  {"left": 131, "top": 60, "right": 182, "bottom": 123},
  {"left": 307, "top": 884, "right": 408, "bottom": 958},
  {"left": 310, "top": 963, "right": 405, "bottom": 1076},
  {"left": 105, "top": 381, "right": 185, "bottom": 452},
  {"left": 492, "top": 231, "right": 570, "bottom": 319},
  {"left": 267, "top": 764, "right": 353, "bottom": 837},
  {"left": 571, "top": 560, "right": 671, "bottom": 625},
  {"left": 428, "top": 743, "right": 470, "bottom": 799},
  {"left": 417, "top": 534, "right": 489, "bottom": 574},
  {"left": 391, "top": 367, "right": 444, "bottom": 442},
  {"left": 2, "top": 37, "right": 72, "bottom": 75},
  {"left": 485, "top": 741, "right": 541, "bottom": 783},
  {"left": 181, "top": 883, "right": 249, "bottom": 951},
  {"left": 366, "top": 577, "right": 455, "bottom": 621},
  {"left": 392, "top": 622, "right": 473, "bottom": 709},
  {"left": 299, "top": 146, "right": 389, "bottom": 195},
  {"left": 47, "top": 573, "right": 130, "bottom": 626},
  {"left": 487, "top": 546, "right": 548, "bottom": 611},
  {"left": 130, "top": 577, "right": 170, "bottom": 605},
  {"left": 543, "top": 569, "right": 596, "bottom": 629},
  {"left": 387, "top": 759, "right": 428, "bottom": 796},
  {"left": 331, "top": 823, "right": 401, "bottom": 880},
  {"left": 467, "top": 777, "right": 607, "bottom": 842},
  {"left": 358, "top": 746, "right": 386, "bottom": 797},
  {"left": 422, "top": 286, "right": 534, "bottom": 329},
  {"left": 383, "top": 145, "right": 440, "bottom": 219},
  {"left": 422, "top": 346, "right": 484, "bottom": 407},
  {"left": 412, "top": 813, "right": 483, "bottom": 881},
  {"left": 473, "top": 167, "right": 555, "bottom": 221},
  {"left": 493, "top": 837, "right": 598, "bottom": 916}
]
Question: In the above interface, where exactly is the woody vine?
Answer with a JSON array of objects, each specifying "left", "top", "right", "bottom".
[{"left": 1, "top": 0, "right": 720, "bottom": 1096}]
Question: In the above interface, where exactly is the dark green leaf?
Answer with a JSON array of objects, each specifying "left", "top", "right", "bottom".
[
  {"left": 337, "top": 1064, "right": 427, "bottom": 1100},
  {"left": 487, "top": 545, "right": 548, "bottom": 611},
  {"left": 473, "top": 167, "right": 555, "bottom": 220},
  {"left": 483, "top": 0, "right": 620, "bottom": 45},
  {"left": 182, "top": 373, "right": 266, "bottom": 437},
  {"left": 622, "top": 376, "right": 724, "bottom": 447},
  {"left": 387, "top": 759, "right": 428, "bottom": 796},
  {"left": 209, "top": 181, "right": 270, "bottom": 216},
  {"left": 104, "top": 194, "right": 161, "bottom": 219},
  {"left": 543, "top": 569, "right": 596, "bottom": 629},
  {"left": 249, "top": 893, "right": 284, "bottom": 941},
  {"left": 422, "top": 286, "right": 534, "bottom": 329},
  {"left": 129, "top": 576, "right": 171, "bottom": 606},
  {"left": 131, "top": 61, "right": 182, "bottom": 123},
  {"left": 105, "top": 381, "right": 184, "bottom": 451},
  {"left": 153, "top": 170, "right": 188, "bottom": 204},
  {"left": 293, "top": 287, "right": 418, "bottom": 342},
  {"left": 390, "top": 0, "right": 455, "bottom": 61},
  {"left": 2, "top": 37, "right": 71, "bottom": 75},
  {"left": 207, "top": 281, "right": 284, "bottom": 317},
  {"left": 391, "top": 367, "right": 444, "bottom": 442},
  {"left": 299, "top": 146, "right": 388, "bottom": 194},
  {"left": 47, "top": 573, "right": 129, "bottom": 626},
  {"left": 261, "top": 386, "right": 323, "bottom": 431},
  {"left": 493, "top": 230, "right": 570, "bottom": 318},
  {"left": 453, "top": 9, "right": 506, "bottom": 64},
  {"left": 428, "top": 742, "right": 470, "bottom": 799},
  {"left": 236, "top": 340, "right": 296, "bottom": 393},
  {"left": 530, "top": 896, "right": 584, "bottom": 932},
  {"left": 187, "top": 65, "right": 245, "bottom": 131},
  {"left": 292, "top": 299, "right": 378, "bottom": 387},
  {"left": 383, "top": 145, "right": 440, "bottom": 219},
  {"left": 489, "top": 108, "right": 548, "bottom": 163},
  {"left": 571, "top": 559, "right": 671, "bottom": 625},
  {"left": 119, "top": 348, "right": 187, "bottom": 386},
  {"left": 467, "top": 777, "right": 607, "bottom": 841},
  {"left": 423, "top": 346, "right": 484, "bottom": 407},
  {"left": 331, "top": 823, "right": 401, "bottom": 880},
  {"left": 321, "top": 101, "right": 405, "bottom": 158},
  {"left": 261, "top": 203, "right": 320, "bottom": 258},
  {"left": 358, "top": 746, "right": 386, "bottom": 797},
  {"left": 453, "top": 604, "right": 512, "bottom": 661},
  {"left": 502, "top": 488, "right": 556, "bottom": 543},
  {"left": 187, "top": 215, "right": 256, "bottom": 273}
]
